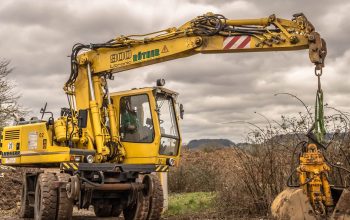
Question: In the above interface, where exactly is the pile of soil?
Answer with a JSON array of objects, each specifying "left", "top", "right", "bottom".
[{"left": 0, "top": 166, "right": 25, "bottom": 210}]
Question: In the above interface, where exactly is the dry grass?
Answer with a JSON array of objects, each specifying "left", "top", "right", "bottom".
[{"left": 169, "top": 148, "right": 241, "bottom": 193}]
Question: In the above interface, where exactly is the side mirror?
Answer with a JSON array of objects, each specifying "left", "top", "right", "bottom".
[
  {"left": 179, "top": 104, "right": 184, "bottom": 119},
  {"left": 78, "top": 109, "right": 88, "bottom": 128}
]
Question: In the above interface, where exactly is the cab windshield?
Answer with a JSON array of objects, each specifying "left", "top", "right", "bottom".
[
  {"left": 156, "top": 94, "right": 179, "bottom": 156},
  {"left": 119, "top": 94, "right": 154, "bottom": 143}
]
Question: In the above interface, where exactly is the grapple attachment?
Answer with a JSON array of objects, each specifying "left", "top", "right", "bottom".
[{"left": 271, "top": 142, "right": 350, "bottom": 219}]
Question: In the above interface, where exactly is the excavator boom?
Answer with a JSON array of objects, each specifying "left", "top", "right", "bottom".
[{"left": 68, "top": 13, "right": 325, "bottom": 81}]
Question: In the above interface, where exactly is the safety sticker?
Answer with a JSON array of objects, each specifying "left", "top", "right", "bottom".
[
  {"left": 28, "top": 132, "right": 38, "bottom": 150},
  {"left": 223, "top": 36, "right": 251, "bottom": 50},
  {"left": 4, "top": 158, "right": 16, "bottom": 164},
  {"left": 7, "top": 142, "right": 13, "bottom": 151},
  {"left": 155, "top": 165, "right": 169, "bottom": 172},
  {"left": 60, "top": 162, "right": 79, "bottom": 171},
  {"left": 162, "top": 45, "right": 169, "bottom": 53}
]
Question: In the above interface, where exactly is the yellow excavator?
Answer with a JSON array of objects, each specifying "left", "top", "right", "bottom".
[{"left": 0, "top": 12, "right": 341, "bottom": 220}]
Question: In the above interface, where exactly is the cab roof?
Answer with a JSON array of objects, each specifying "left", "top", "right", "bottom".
[{"left": 110, "top": 86, "right": 178, "bottom": 97}]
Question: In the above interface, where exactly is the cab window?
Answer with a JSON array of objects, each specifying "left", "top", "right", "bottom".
[
  {"left": 156, "top": 94, "right": 179, "bottom": 156},
  {"left": 119, "top": 94, "right": 154, "bottom": 143}
]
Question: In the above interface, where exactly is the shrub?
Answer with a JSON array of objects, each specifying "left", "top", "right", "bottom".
[{"left": 170, "top": 108, "right": 350, "bottom": 218}]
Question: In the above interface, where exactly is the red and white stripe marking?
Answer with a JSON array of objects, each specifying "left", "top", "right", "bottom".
[{"left": 223, "top": 36, "right": 251, "bottom": 50}]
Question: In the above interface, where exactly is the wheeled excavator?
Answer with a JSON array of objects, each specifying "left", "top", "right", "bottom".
[{"left": 0, "top": 12, "right": 342, "bottom": 220}]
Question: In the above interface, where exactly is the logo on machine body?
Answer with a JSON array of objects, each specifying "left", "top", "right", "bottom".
[
  {"left": 133, "top": 49, "right": 160, "bottom": 62},
  {"left": 110, "top": 50, "right": 132, "bottom": 63},
  {"left": 110, "top": 50, "right": 133, "bottom": 69},
  {"left": 109, "top": 48, "right": 164, "bottom": 69}
]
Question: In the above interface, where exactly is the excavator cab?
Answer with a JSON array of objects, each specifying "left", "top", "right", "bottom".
[{"left": 111, "top": 86, "right": 181, "bottom": 168}]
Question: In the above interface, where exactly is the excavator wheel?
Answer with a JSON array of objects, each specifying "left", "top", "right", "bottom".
[
  {"left": 93, "top": 199, "right": 113, "bottom": 217},
  {"left": 123, "top": 191, "right": 150, "bottom": 220},
  {"left": 271, "top": 188, "right": 316, "bottom": 220},
  {"left": 19, "top": 176, "right": 34, "bottom": 218},
  {"left": 34, "top": 172, "right": 58, "bottom": 220},
  {"left": 56, "top": 173, "right": 73, "bottom": 220},
  {"left": 111, "top": 199, "right": 123, "bottom": 217},
  {"left": 146, "top": 174, "right": 164, "bottom": 220}
]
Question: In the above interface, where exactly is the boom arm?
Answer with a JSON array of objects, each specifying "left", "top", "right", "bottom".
[
  {"left": 64, "top": 13, "right": 326, "bottom": 162},
  {"left": 67, "top": 12, "right": 326, "bottom": 84}
]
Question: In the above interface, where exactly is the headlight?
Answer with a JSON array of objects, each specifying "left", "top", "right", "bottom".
[
  {"left": 74, "top": 156, "right": 81, "bottom": 162},
  {"left": 167, "top": 158, "right": 175, "bottom": 166},
  {"left": 86, "top": 155, "right": 94, "bottom": 163}
]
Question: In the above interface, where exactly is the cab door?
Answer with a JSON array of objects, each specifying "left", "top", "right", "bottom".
[{"left": 112, "top": 90, "right": 161, "bottom": 164}]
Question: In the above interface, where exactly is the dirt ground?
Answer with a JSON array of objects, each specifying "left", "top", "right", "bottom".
[
  {"left": 0, "top": 207, "right": 122, "bottom": 219},
  {"left": 0, "top": 207, "right": 207, "bottom": 220},
  {"left": 0, "top": 208, "right": 232, "bottom": 220},
  {"left": 0, "top": 165, "right": 23, "bottom": 211}
]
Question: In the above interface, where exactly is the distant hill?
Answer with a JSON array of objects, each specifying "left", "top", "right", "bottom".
[
  {"left": 186, "top": 139, "right": 235, "bottom": 150},
  {"left": 185, "top": 132, "right": 338, "bottom": 151}
]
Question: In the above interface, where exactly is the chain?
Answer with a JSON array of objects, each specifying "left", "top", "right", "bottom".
[
  {"left": 313, "top": 66, "right": 326, "bottom": 143},
  {"left": 315, "top": 67, "right": 322, "bottom": 91}
]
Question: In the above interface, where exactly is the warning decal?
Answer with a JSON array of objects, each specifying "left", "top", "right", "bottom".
[
  {"left": 162, "top": 45, "right": 169, "bottom": 53},
  {"left": 223, "top": 36, "right": 251, "bottom": 50}
]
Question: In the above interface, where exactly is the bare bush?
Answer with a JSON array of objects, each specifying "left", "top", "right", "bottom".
[
  {"left": 170, "top": 101, "right": 350, "bottom": 218},
  {"left": 216, "top": 107, "right": 350, "bottom": 217},
  {"left": 0, "top": 59, "right": 23, "bottom": 129},
  {"left": 169, "top": 149, "right": 220, "bottom": 193}
]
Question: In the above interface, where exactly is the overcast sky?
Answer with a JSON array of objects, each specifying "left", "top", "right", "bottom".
[{"left": 0, "top": 0, "right": 349, "bottom": 143}]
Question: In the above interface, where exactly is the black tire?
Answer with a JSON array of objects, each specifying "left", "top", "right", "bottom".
[
  {"left": 123, "top": 192, "right": 149, "bottom": 220},
  {"left": 111, "top": 199, "right": 123, "bottom": 217},
  {"left": 93, "top": 199, "right": 113, "bottom": 217},
  {"left": 112, "top": 207, "right": 122, "bottom": 217},
  {"left": 93, "top": 199, "right": 123, "bottom": 217},
  {"left": 19, "top": 180, "right": 34, "bottom": 218},
  {"left": 56, "top": 173, "right": 73, "bottom": 220},
  {"left": 147, "top": 175, "right": 164, "bottom": 220},
  {"left": 34, "top": 173, "right": 58, "bottom": 220}
]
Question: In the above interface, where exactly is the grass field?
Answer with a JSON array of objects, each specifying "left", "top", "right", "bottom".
[{"left": 164, "top": 192, "right": 215, "bottom": 217}]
